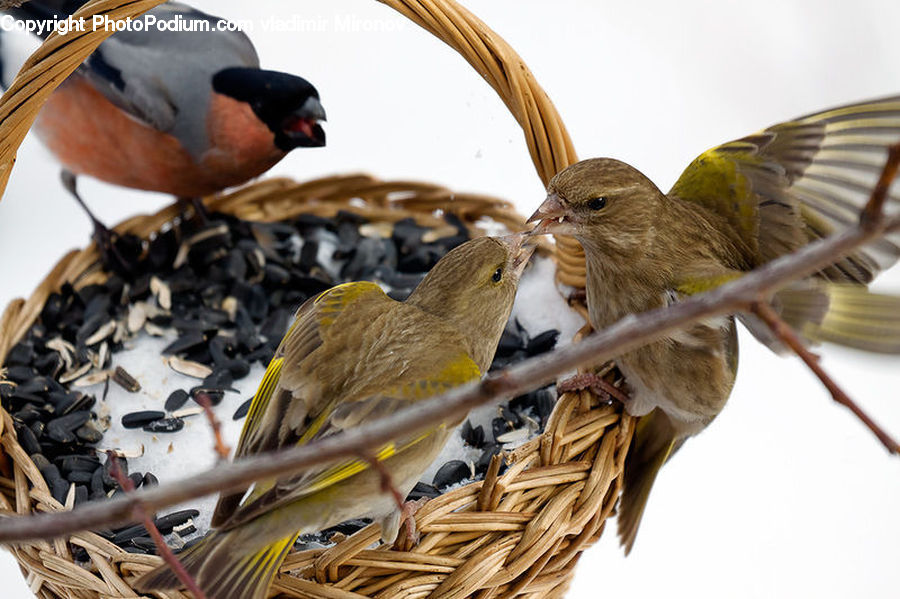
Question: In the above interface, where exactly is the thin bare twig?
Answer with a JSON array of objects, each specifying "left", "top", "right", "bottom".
[
  {"left": 0, "top": 143, "right": 898, "bottom": 545},
  {"left": 860, "top": 143, "right": 900, "bottom": 228},
  {"left": 359, "top": 452, "right": 418, "bottom": 543},
  {"left": 360, "top": 453, "right": 405, "bottom": 514},
  {"left": 194, "top": 393, "right": 230, "bottom": 460},
  {"left": 750, "top": 301, "right": 899, "bottom": 454},
  {"left": 106, "top": 452, "right": 207, "bottom": 599}
]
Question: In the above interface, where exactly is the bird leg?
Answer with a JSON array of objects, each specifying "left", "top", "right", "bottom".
[
  {"left": 398, "top": 497, "right": 429, "bottom": 546},
  {"left": 360, "top": 452, "right": 425, "bottom": 546},
  {"left": 179, "top": 197, "right": 210, "bottom": 224},
  {"left": 557, "top": 370, "right": 629, "bottom": 404},
  {"left": 61, "top": 170, "right": 130, "bottom": 270}
]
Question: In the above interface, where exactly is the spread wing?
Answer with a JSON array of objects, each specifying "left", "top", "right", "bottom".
[
  {"left": 670, "top": 95, "right": 900, "bottom": 284},
  {"left": 211, "top": 281, "right": 481, "bottom": 527}
]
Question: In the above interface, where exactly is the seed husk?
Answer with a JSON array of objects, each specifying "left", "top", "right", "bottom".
[
  {"left": 112, "top": 366, "right": 141, "bottom": 393},
  {"left": 165, "top": 356, "right": 213, "bottom": 379}
]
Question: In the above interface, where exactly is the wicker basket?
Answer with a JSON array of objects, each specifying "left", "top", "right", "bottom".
[{"left": 0, "top": 1, "right": 634, "bottom": 597}]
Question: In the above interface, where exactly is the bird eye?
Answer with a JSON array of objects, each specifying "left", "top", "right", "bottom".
[
  {"left": 588, "top": 197, "right": 607, "bottom": 210},
  {"left": 492, "top": 268, "right": 503, "bottom": 283}
]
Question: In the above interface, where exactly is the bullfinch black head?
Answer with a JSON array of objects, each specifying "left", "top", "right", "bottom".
[{"left": 212, "top": 67, "right": 326, "bottom": 151}]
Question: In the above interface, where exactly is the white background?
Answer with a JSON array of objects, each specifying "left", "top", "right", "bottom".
[{"left": 1, "top": 1, "right": 899, "bottom": 597}]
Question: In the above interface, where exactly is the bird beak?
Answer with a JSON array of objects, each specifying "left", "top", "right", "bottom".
[
  {"left": 298, "top": 96, "right": 327, "bottom": 122},
  {"left": 284, "top": 96, "right": 327, "bottom": 147},
  {"left": 526, "top": 193, "right": 575, "bottom": 235},
  {"left": 499, "top": 232, "right": 537, "bottom": 279}
]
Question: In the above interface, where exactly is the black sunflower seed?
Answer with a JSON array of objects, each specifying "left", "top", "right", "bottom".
[
  {"left": 58, "top": 455, "right": 101, "bottom": 473},
  {"left": 121, "top": 411, "right": 165, "bottom": 429},
  {"left": 221, "top": 359, "right": 251, "bottom": 380},
  {"left": 14, "top": 423, "right": 41, "bottom": 455},
  {"left": 6, "top": 341, "right": 34, "bottom": 366},
  {"left": 47, "top": 411, "right": 91, "bottom": 443},
  {"left": 433, "top": 460, "right": 471, "bottom": 490},
  {"left": 75, "top": 422, "right": 104, "bottom": 444},
  {"left": 233, "top": 398, "right": 252, "bottom": 420},
  {"left": 162, "top": 332, "right": 207, "bottom": 356},
  {"left": 142, "top": 417, "right": 184, "bottom": 433},
  {"left": 475, "top": 444, "right": 502, "bottom": 475},
  {"left": 406, "top": 482, "right": 441, "bottom": 501},
  {"left": 131, "top": 536, "right": 157, "bottom": 552},
  {"left": 164, "top": 389, "right": 190, "bottom": 412},
  {"left": 154, "top": 509, "right": 199, "bottom": 534},
  {"left": 142, "top": 472, "right": 159, "bottom": 487},
  {"left": 461, "top": 420, "right": 485, "bottom": 449},
  {"left": 112, "top": 524, "right": 147, "bottom": 545},
  {"left": 128, "top": 472, "right": 144, "bottom": 489},
  {"left": 74, "top": 485, "right": 89, "bottom": 505},
  {"left": 91, "top": 467, "right": 106, "bottom": 495},
  {"left": 191, "top": 388, "right": 224, "bottom": 406},
  {"left": 491, "top": 417, "right": 511, "bottom": 442},
  {"left": 525, "top": 330, "right": 560, "bottom": 355},
  {"left": 67, "top": 470, "right": 94, "bottom": 484},
  {"left": 6, "top": 366, "right": 37, "bottom": 383}
]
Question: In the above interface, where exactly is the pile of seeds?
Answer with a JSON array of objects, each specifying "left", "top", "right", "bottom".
[{"left": 1, "top": 208, "right": 569, "bottom": 557}]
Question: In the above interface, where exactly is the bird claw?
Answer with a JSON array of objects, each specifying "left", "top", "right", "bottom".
[
  {"left": 399, "top": 497, "right": 429, "bottom": 547},
  {"left": 557, "top": 372, "right": 629, "bottom": 404}
]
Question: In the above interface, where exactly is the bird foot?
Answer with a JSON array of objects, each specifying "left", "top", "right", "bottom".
[
  {"left": 179, "top": 197, "right": 211, "bottom": 224},
  {"left": 61, "top": 170, "right": 133, "bottom": 273},
  {"left": 557, "top": 372, "right": 629, "bottom": 404},
  {"left": 399, "top": 497, "right": 429, "bottom": 547}
]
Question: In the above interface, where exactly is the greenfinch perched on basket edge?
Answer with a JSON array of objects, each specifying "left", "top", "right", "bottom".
[
  {"left": 528, "top": 95, "right": 900, "bottom": 554},
  {"left": 135, "top": 234, "right": 535, "bottom": 599}
]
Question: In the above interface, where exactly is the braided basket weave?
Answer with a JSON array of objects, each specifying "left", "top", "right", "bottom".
[{"left": 0, "top": 1, "right": 634, "bottom": 597}]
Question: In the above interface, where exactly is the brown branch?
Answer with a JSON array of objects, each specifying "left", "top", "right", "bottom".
[
  {"left": 359, "top": 452, "right": 418, "bottom": 544},
  {"left": 860, "top": 142, "right": 900, "bottom": 229},
  {"left": 360, "top": 453, "right": 405, "bottom": 514},
  {"left": 750, "top": 301, "right": 899, "bottom": 454},
  {"left": 194, "top": 393, "right": 230, "bottom": 460},
  {"left": 106, "top": 452, "right": 208, "bottom": 599},
  {"left": 0, "top": 144, "right": 898, "bottom": 545}
]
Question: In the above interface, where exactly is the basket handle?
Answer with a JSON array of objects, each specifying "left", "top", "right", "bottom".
[
  {"left": 0, "top": 0, "right": 577, "bottom": 191},
  {"left": 0, "top": 0, "right": 585, "bottom": 286}
]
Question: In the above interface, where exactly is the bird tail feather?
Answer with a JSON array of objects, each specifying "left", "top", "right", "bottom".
[
  {"left": 617, "top": 409, "right": 677, "bottom": 555},
  {"left": 740, "top": 282, "right": 900, "bottom": 354},
  {"left": 134, "top": 528, "right": 299, "bottom": 599}
]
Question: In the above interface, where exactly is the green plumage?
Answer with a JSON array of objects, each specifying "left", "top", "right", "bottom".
[
  {"left": 135, "top": 235, "right": 533, "bottom": 599},
  {"left": 530, "top": 94, "right": 900, "bottom": 554}
]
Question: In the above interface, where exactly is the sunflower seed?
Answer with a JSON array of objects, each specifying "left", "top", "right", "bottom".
[
  {"left": 127, "top": 303, "right": 147, "bottom": 333},
  {"left": 232, "top": 398, "right": 252, "bottom": 420},
  {"left": 121, "top": 411, "right": 165, "bottom": 429},
  {"left": 142, "top": 417, "right": 184, "bottom": 433},
  {"left": 433, "top": 460, "right": 472, "bottom": 490},
  {"left": 59, "top": 362, "right": 92, "bottom": 384},
  {"left": 112, "top": 366, "right": 141, "bottom": 392},
  {"left": 72, "top": 370, "right": 110, "bottom": 388},
  {"left": 150, "top": 276, "right": 172, "bottom": 310},
  {"left": 84, "top": 320, "right": 116, "bottom": 346},
  {"left": 164, "top": 389, "right": 189, "bottom": 412},
  {"left": 166, "top": 356, "right": 212, "bottom": 379}
]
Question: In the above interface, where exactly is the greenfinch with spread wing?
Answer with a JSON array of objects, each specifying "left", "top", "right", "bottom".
[
  {"left": 135, "top": 234, "right": 534, "bottom": 599},
  {"left": 528, "top": 95, "right": 900, "bottom": 553}
]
